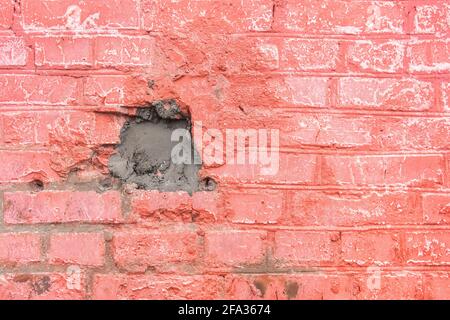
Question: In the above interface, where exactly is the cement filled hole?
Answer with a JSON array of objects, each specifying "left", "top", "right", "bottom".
[
  {"left": 29, "top": 179, "right": 44, "bottom": 192},
  {"left": 108, "top": 100, "right": 203, "bottom": 194}
]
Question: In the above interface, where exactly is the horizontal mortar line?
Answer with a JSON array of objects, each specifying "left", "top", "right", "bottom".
[
  {"left": 258, "top": 71, "right": 450, "bottom": 78},
  {"left": 228, "top": 225, "right": 450, "bottom": 232},
  {"left": 1, "top": 105, "right": 450, "bottom": 119},
  {"left": 223, "top": 184, "right": 450, "bottom": 193},
  {"left": 234, "top": 32, "right": 449, "bottom": 40},
  {"left": 0, "top": 69, "right": 145, "bottom": 76}
]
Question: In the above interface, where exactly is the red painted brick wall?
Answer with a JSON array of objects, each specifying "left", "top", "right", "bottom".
[{"left": 0, "top": 0, "right": 449, "bottom": 300}]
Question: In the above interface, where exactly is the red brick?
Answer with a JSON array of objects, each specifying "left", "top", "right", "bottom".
[
  {"left": 225, "top": 274, "right": 354, "bottom": 299},
  {"left": 269, "top": 77, "right": 329, "bottom": 107},
  {"left": 93, "top": 113, "right": 125, "bottom": 145},
  {"left": 0, "top": 36, "right": 29, "bottom": 67},
  {"left": 442, "top": 82, "right": 450, "bottom": 112},
  {"left": 130, "top": 190, "right": 193, "bottom": 222},
  {"left": 225, "top": 190, "right": 283, "bottom": 224},
  {"left": 3, "top": 191, "right": 122, "bottom": 224},
  {"left": 192, "top": 191, "right": 223, "bottom": 222},
  {"left": 337, "top": 77, "right": 434, "bottom": 111},
  {"left": 0, "top": 233, "right": 41, "bottom": 265},
  {"left": 346, "top": 40, "right": 405, "bottom": 73},
  {"left": 206, "top": 153, "right": 318, "bottom": 185},
  {"left": 34, "top": 37, "right": 93, "bottom": 69},
  {"left": 280, "top": 39, "right": 339, "bottom": 71},
  {"left": 205, "top": 230, "right": 266, "bottom": 267},
  {"left": 112, "top": 230, "right": 200, "bottom": 272},
  {"left": 409, "top": 40, "right": 450, "bottom": 73},
  {"left": 289, "top": 191, "right": 421, "bottom": 226},
  {"left": 341, "top": 231, "right": 401, "bottom": 266},
  {"left": 0, "top": 151, "right": 58, "bottom": 183},
  {"left": 274, "top": 0, "right": 404, "bottom": 34},
  {"left": 405, "top": 232, "right": 450, "bottom": 265},
  {"left": 321, "top": 155, "right": 445, "bottom": 187},
  {"left": 422, "top": 194, "right": 450, "bottom": 224},
  {"left": 0, "top": 273, "right": 85, "bottom": 300},
  {"left": 0, "top": 0, "right": 13, "bottom": 29},
  {"left": 93, "top": 274, "right": 224, "bottom": 300},
  {"left": 48, "top": 233, "right": 105, "bottom": 266},
  {"left": 273, "top": 231, "right": 338, "bottom": 266},
  {"left": 22, "top": 0, "right": 139, "bottom": 31},
  {"left": 424, "top": 273, "right": 450, "bottom": 299},
  {"left": 95, "top": 36, "right": 155, "bottom": 67},
  {"left": 413, "top": 3, "right": 449, "bottom": 35},
  {"left": 84, "top": 76, "right": 126, "bottom": 106},
  {"left": 0, "top": 75, "right": 79, "bottom": 105},
  {"left": 142, "top": 0, "right": 273, "bottom": 33},
  {"left": 353, "top": 272, "right": 424, "bottom": 300}
]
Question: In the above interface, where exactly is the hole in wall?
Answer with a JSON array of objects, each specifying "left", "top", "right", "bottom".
[{"left": 108, "top": 99, "right": 211, "bottom": 194}]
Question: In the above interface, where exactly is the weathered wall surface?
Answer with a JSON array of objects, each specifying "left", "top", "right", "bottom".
[{"left": 0, "top": 0, "right": 449, "bottom": 299}]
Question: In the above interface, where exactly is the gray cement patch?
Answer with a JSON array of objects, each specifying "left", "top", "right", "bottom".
[{"left": 108, "top": 100, "right": 202, "bottom": 194}]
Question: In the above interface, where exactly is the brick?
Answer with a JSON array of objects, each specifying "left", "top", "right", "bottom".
[
  {"left": 225, "top": 190, "right": 283, "bottom": 224},
  {"left": 95, "top": 36, "right": 155, "bottom": 67},
  {"left": 3, "top": 191, "right": 122, "bottom": 224},
  {"left": 48, "top": 233, "right": 105, "bottom": 266},
  {"left": 321, "top": 155, "right": 445, "bottom": 187},
  {"left": 0, "top": 151, "right": 58, "bottom": 183},
  {"left": 142, "top": 0, "right": 273, "bottom": 33},
  {"left": 0, "top": 273, "right": 85, "bottom": 300},
  {"left": 405, "top": 232, "right": 450, "bottom": 265},
  {"left": 0, "top": 233, "right": 41, "bottom": 265},
  {"left": 409, "top": 40, "right": 450, "bottom": 73},
  {"left": 422, "top": 194, "right": 450, "bottom": 224},
  {"left": 337, "top": 77, "right": 434, "bottom": 111},
  {"left": 112, "top": 230, "right": 199, "bottom": 272},
  {"left": 225, "top": 274, "right": 354, "bottom": 299},
  {"left": 280, "top": 39, "right": 339, "bottom": 71},
  {"left": 346, "top": 40, "right": 405, "bottom": 73},
  {"left": 34, "top": 37, "right": 93, "bottom": 69},
  {"left": 93, "top": 274, "right": 224, "bottom": 300},
  {"left": 269, "top": 77, "right": 329, "bottom": 107},
  {"left": 22, "top": 0, "right": 139, "bottom": 30},
  {"left": 192, "top": 191, "right": 223, "bottom": 222},
  {"left": 205, "top": 230, "right": 266, "bottom": 267},
  {"left": 130, "top": 190, "right": 193, "bottom": 222},
  {"left": 341, "top": 231, "right": 401, "bottom": 266},
  {"left": 274, "top": 0, "right": 404, "bottom": 34},
  {"left": 354, "top": 272, "right": 424, "bottom": 300},
  {"left": 443, "top": 82, "right": 450, "bottom": 112},
  {"left": 84, "top": 76, "right": 126, "bottom": 105},
  {"left": 413, "top": 4, "right": 449, "bottom": 35},
  {"left": 0, "top": 37, "right": 28, "bottom": 67},
  {"left": 206, "top": 153, "right": 318, "bottom": 185},
  {"left": 0, "top": 75, "right": 79, "bottom": 105},
  {"left": 273, "top": 231, "right": 338, "bottom": 266},
  {"left": 289, "top": 191, "right": 420, "bottom": 226},
  {"left": 0, "top": 0, "right": 13, "bottom": 29},
  {"left": 424, "top": 273, "right": 450, "bottom": 299}
]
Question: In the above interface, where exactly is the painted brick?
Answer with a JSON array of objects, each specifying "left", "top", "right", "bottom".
[
  {"left": 0, "top": 75, "right": 79, "bottom": 105},
  {"left": 443, "top": 82, "right": 450, "bottom": 112},
  {"left": 0, "top": 151, "right": 58, "bottom": 183},
  {"left": 409, "top": 40, "right": 450, "bottom": 73},
  {"left": 112, "top": 230, "right": 200, "bottom": 272},
  {"left": 0, "top": 273, "right": 85, "bottom": 300},
  {"left": 0, "top": 37, "right": 28, "bottom": 67},
  {"left": 0, "top": 0, "right": 13, "bottom": 29},
  {"left": 3, "top": 191, "right": 122, "bottom": 224},
  {"left": 346, "top": 40, "right": 405, "bottom": 73},
  {"left": 225, "top": 190, "right": 284, "bottom": 224},
  {"left": 341, "top": 231, "right": 401, "bottom": 266},
  {"left": 22, "top": 0, "right": 139, "bottom": 30},
  {"left": 269, "top": 77, "right": 329, "bottom": 107},
  {"left": 321, "top": 155, "right": 445, "bottom": 187},
  {"left": 274, "top": 0, "right": 404, "bottom": 34},
  {"left": 205, "top": 230, "right": 266, "bottom": 267},
  {"left": 337, "top": 77, "right": 434, "bottom": 111},
  {"left": 425, "top": 274, "right": 450, "bottom": 299},
  {"left": 404, "top": 232, "right": 450, "bottom": 265},
  {"left": 95, "top": 36, "right": 155, "bottom": 67},
  {"left": 93, "top": 275, "right": 224, "bottom": 300},
  {"left": 412, "top": 3, "right": 450, "bottom": 35},
  {"left": 34, "top": 37, "right": 93, "bottom": 69},
  {"left": 422, "top": 194, "right": 450, "bottom": 224},
  {"left": 0, "top": 233, "right": 41, "bottom": 265},
  {"left": 273, "top": 231, "right": 339, "bottom": 266},
  {"left": 48, "top": 233, "right": 105, "bottom": 266}
]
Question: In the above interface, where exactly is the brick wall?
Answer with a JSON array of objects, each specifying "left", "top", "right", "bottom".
[{"left": 0, "top": 0, "right": 449, "bottom": 300}]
